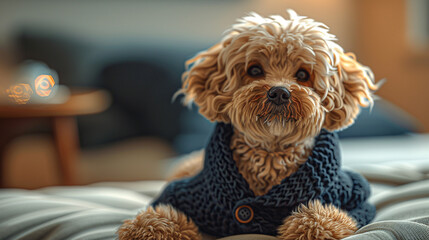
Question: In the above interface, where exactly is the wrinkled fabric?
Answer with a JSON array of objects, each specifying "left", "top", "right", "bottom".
[
  {"left": 0, "top": 187, "right": 147, "bottom": 240},
  {"left": 1, "top": 181, "right": 429, "bottom": 239},
  {"left": 345, "top": 219, "right": 429, "bottom": 240}
]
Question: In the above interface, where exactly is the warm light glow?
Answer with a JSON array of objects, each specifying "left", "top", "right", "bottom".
[
  {"left": 6, "top": 84, "right": 33, "bottom": 104},
  {"left": 35, "top": 74, "right": 55, "bottom": 97}
]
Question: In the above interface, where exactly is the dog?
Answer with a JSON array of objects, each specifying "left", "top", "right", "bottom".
[{"left": 118, "top": 10, "right": 377, "bottom": 240}]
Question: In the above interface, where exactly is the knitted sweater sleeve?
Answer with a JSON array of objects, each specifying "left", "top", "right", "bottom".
[
  {"left": 151, "top": 182, "right": 177, "bottom": 208},
  {"left": 338, "top": 169, "right": 376, "bottom": 227}
]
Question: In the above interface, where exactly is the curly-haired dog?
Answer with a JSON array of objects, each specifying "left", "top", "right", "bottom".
[{"left": 118, "top": 10, "right": 378, "bottom": 240}]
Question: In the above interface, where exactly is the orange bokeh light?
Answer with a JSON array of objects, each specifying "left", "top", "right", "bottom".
[
  {"left": 35, "top": 75, "right": 55, "bottom": 97},
  {"left": 6, "top": 83, "right": 33, "bottom": 104}
]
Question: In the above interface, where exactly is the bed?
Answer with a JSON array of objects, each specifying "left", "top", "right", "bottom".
[{"left": 1, "top": 133, "right": 429, "bottom": 240}]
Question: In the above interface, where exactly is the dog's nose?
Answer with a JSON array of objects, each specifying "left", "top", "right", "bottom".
[{"left": 267, "top": 87, "right": 290, "bottom": 105}]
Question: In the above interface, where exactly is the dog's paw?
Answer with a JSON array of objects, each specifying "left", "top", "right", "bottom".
[
  {"left": 117, "top": 204, "right": 201, "bottom": 240},
  {"left": 277, "top": 200, "right": 357, "bottom": 240}
]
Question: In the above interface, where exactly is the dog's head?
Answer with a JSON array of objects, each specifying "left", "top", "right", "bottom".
[{"left": 179, "top": 10, "right": 377, "bottom": 144}]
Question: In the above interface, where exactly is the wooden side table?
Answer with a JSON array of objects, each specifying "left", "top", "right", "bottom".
[{"left": 0, "top": 89, "right": 110, "bottom": 187}]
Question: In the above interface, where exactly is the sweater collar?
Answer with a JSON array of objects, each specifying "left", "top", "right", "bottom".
[{"left": 203, "top": 122, "right": 341, "bottom": 205}]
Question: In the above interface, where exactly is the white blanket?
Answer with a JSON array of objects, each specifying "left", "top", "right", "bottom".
[{"left": 0, "top": 177, "right": 429, "bottom": 240}]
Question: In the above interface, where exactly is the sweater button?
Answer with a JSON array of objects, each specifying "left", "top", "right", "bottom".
[{"left": 235, "top": 205, "right": 254, "bottom": 224}]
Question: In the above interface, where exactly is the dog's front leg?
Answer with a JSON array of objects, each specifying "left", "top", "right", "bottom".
[
  {"left": 277, "top": 200, "right": 357, "bottom": 240},
  {"left": 117, "top": 204, "right": 202, "bottom": 240}
]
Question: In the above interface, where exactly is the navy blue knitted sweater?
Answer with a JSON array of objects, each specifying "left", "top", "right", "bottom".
[{"left": 152, "top": 123, "right": 375, "bottom": 237}]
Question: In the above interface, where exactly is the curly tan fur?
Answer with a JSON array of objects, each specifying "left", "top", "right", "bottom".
[
  {"left": 277, "top": 200, "right": 358, "bottom": 240},
  {"left": 231, "top": 128, "right": 313, "bottom": 196},
  {"left": 180, "top": 10, "right": 377, "bottom": 146},
  {"left": 117, "top": 204, "right": 202, "bottom": 240}
]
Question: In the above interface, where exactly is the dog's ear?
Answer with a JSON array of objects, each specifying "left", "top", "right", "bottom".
[
  {"left": 179, "top": 43, "right": 233, "bottom": 122},
  {"left": 322, "top": 51, "right": 377, "bottom": 131}
]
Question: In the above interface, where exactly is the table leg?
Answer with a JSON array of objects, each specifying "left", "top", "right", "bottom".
[
  {"left": 0, "top": 119, "right": 15, "bottom": 187},
  {"left": 51, "top": 116, "right": 79, "bottom": 185},
  {"left": 0, "top": 118, "right": 49, "bottom": 188},
  {"left": 0, "top": 143, "right": 7, "bottom": 187}
]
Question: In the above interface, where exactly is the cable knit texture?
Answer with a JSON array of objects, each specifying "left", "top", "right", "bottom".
[{"left": 152, "top": 123, "right": 375, "bottom": 237}]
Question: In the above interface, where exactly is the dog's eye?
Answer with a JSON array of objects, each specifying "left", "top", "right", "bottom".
[
  {"left": 295, "top": 69, "right": 310, "bottom": 82},
  {"left": 247, "top": 65, "right": 264, "bottom": 77}
]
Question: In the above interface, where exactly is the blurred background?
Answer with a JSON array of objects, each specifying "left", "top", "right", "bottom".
[{"left": 0, "top": 0, "right": 427, "bottom": 189}]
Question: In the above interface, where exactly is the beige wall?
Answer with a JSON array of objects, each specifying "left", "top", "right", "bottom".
[
  {"left": 0, "top": 0, "right": 355, "bottom": 47},
  {"left": 355, "top": 0, "right": 429, "bottom": 131}
]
